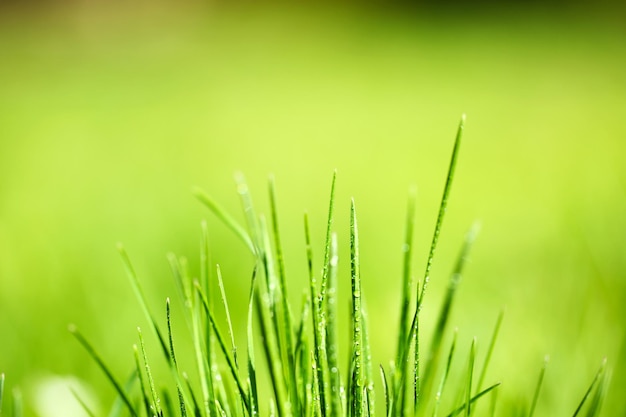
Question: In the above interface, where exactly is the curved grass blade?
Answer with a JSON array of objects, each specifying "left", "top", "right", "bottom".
[
  {"left": 572, "top": 358, "right": 607, "bottom": 417},
  {"left": 380, "top": 366, "right": 391, "bottom": 417},
  {"left": 528, "top": 356, "right": 549, "bottom": 417},
  {"left": 195, "top": 281, "right": 251, "bottom": 413},
  {"left": 350, "top": 198, "right": 364, "bottom": 417},
  {"left": 193, "top": 187, "right": 255, "bottom": 253},
  {"left": 69, "top": 325, "right": 138, "bottom": 417},
  {"left": 475, "top": 309, "right": 504, "bottom": 395},
  {"left": 445, "top": 383, "right": 500, "bottom": 417}
]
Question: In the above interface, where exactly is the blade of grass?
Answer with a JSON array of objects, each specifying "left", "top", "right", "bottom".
[
  {"left": 305, "top": 213, "right": 328, "bottom": 417},
  {"left": 572, "top": 358, "right": 607, "bottom": 417},
  {"left": 380, "top": 366, "right": 391, "bottom": 417},
  {"left": 69, "top": 325, "right": 139, "bottom": 417},
  {"left": 133, "top": 344, "right": 154, "bottom": 417},
  {"left": 325, "top": 232, "right": 342, "bottom": 417},
  {"left": 70, "top": 387, "right": 98, "bottom": 417},
  {"left": 247, "top": 263, "right": 259, "bottom": 417},
  {"left": 350, "top": 198, "right": 364, "bottom": 417},
  {"left": 362, "top": 306, "right": 374, "bottom": 417},
  {"left": 107, "top": 371, "right": 138, "bottom": 417},
  {"left": 195, "top": 281, "right": 251, "bottom": 413},
  {"left": 464, "top": 338, "right": 477, "bottom": 417},
  {"left": 415, "top": 115, "right": 466, "bottom": 405},
  {"left": 433, "top": 330, "right": 458, "bottom": 417},
  {"left": 528, "top": 356, "right": 548, "bottom": 417},
  {"left": 166, "top": 299, "right": 189, "bottom": 417},
  {"left": 420, "top": 223, "right": 480, "bottom": 413},
  {"left": 475, "top": 309, "right": 504, "bottom": 395},
  {"left": 445, "top": 383, "right": 501, "bottom": 417},
  {"left": 395, "top": 189, "right": 417, "bottom": 416},
  {"left": 585, "top": 367, "right": 610, "bottom": 417},
  {"left": 138, "top": 327, "right": 163, "bottom": 417},
  {"left": 193, "top": 187, "right": 255, "bottom": 253},
  {"left": 217, "top": 265, "right": 238, "bottom": 367},
  {"left": 118, "top": 244, "right": 170, "bottom": 361},
  {"left": 269, "top": 175, "right": 299, "bottom": 416}
]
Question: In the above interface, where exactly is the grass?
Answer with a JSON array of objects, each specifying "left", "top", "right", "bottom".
[{"left": 1, "top": 118, "right": 610, "bottom": 416}]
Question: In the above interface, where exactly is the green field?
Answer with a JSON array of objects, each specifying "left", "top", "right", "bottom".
[{"left": 0, "top": 4, "right": 625, "bottom": 416}]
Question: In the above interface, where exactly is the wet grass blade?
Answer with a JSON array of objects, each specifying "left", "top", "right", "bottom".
[
  {"left": 350, "top": 198, "right": 364, "bottom": 417},
  {"left": 421, "top": 223, "right": 479, "bottom": 411},
  {"left": 528, "top": 356, "right": 548, "bottom": 417},
  {"left": 572, "top": 358, "right": 607, "bottom": 417},
  {"left": 269, "top": 176, "right": 299, "bottom": 415},
  {"left": 247, "top": 264, "right": 259, "bottom": 417},
  {"left": 305, "top": 213, "right": 328, "bottom": 417},
  {"left": 133, "top": 343, "right": 153, "bottom": 417},
  {"left": 362, "top": 307, "right": 374, "bottom": 417},
  {"left": 69, "top": 325, "right": 138, "bottom": 417},
  {"left": 414, "top": 115, "right": 465, "bottom": 404},
  {"left": 138, "top": 327, "right": 162, "bottom": 417},
  {"left": 166, "top": 299, "right": 189, "bottom": 417},
  {"left": 475, "top": 310, "right": 504, "bottom": 395},
  {"left": 193, "top": 187, "right": 255, "bottom": 253},
  {"left": 195, "top": 281, "right": 250, "bottom": 413},
  {"left": 396, "top": 188, "right": 417, "bottom": 371},
  {"left": 325, "top": 232, "right": 342, "bottom": 417},
  {"left": 418, "top": 114, "right": 465, "bottom": 305}
]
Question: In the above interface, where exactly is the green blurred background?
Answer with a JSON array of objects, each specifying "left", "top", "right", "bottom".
[{"left": 1, "top": 1, "right": 625, "bottom": 416}]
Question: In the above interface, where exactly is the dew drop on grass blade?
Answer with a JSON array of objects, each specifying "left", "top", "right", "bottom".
[{"left": 350, "top": 198, "right": 364, "bottom": 417}]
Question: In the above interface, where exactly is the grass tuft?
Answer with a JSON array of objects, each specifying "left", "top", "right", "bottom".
[{"left": 65, "top": 116, "right": 610, "bottom": 417}]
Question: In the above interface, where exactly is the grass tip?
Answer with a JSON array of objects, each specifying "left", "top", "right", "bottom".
[
  {"left": 116, "top": 242, "right": 126, "bottom": 253},
  {"left": 68, "top": 324, "right": 77, "bottom": 333},
  {"left": 460, "top": 113, "right": 467, "bottom": 124}
]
